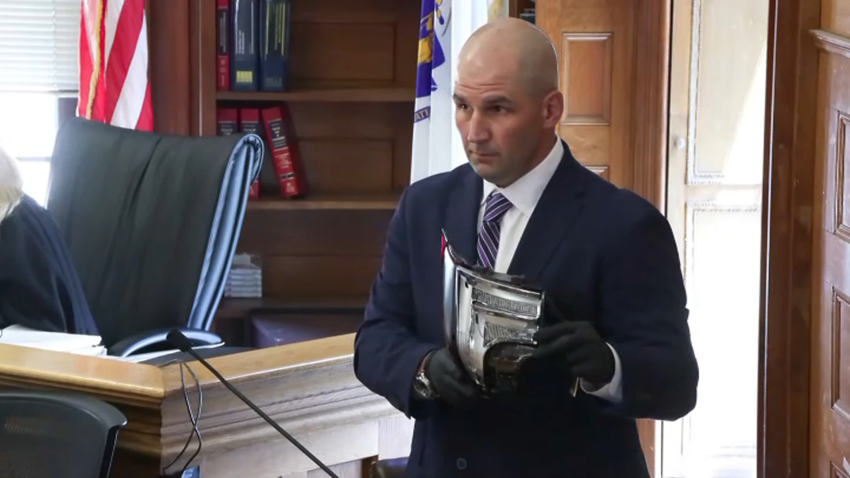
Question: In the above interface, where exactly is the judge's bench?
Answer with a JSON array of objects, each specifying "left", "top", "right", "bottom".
[{"left": 0, "top": 334, "right": 413, "bottom": 477}]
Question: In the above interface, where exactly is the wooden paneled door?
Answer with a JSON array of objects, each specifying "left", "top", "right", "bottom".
[
  {"left": 762, "top": 0, "right": 850, "bottom": 476},
  {"left": 535, "top": 0, "right": 672, "bottom": 474},
  {"left": 810, "top": 22, "right": 850, "bottom": 478}
]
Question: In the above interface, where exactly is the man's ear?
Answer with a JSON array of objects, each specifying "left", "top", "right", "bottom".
[{"left": 541, "top": 89, "right": 564, "bottom": 129}]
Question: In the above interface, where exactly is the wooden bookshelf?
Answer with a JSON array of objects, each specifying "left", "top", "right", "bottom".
[
  {"left": 217, "top": 87, "right": 415, "bottom": 103},
  {"left": 246, "top": 194, "right": 399, "bottom": 211},
  {"left": 178, "top": 0, "right": 419, "bottom": 346},
  {"left": 218, "top": 294, "right": 369, "bottom": 316}
]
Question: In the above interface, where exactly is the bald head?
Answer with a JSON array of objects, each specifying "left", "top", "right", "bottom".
[
  {"left": 458, "top": 17, "right": 559, "bottom": 98},
  {"left": 452, "top": 17, "right": 564, "bottom": 188}
]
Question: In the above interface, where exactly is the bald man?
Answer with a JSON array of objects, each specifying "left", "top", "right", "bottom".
[{"left": 354, "top": 18, "right": 698, "bottom": 478}]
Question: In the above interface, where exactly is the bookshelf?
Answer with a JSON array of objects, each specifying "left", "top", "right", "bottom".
[
  {"left": 180, "top": 0, "right": 421, "bottom": 345},
  {"left": 216, "top": 87, "right": 415, "bottom": 103}
]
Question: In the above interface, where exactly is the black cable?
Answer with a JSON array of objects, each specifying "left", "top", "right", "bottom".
[
  {"left": 159, "top": 361, "right": 203, "bottom": 475},
  {"left": 180, "top": 362, "right": 203, "bottom": 473}
]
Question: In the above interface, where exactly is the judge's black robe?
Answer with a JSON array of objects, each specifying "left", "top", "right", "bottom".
[{"left": 0, "top": 195, "right": 99, "bottom": 335}]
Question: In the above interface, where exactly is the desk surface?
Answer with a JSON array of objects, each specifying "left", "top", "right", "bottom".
[
  {"left": 0, "top": 333, "right": 355, "bottom": 402},
  {"left": 0, "top": 333, "right": 407, "bottom": 477}
]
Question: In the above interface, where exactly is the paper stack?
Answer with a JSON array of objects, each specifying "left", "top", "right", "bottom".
[
  {"left": 0, "top": 324, "right": 106, "bottom": 356},
  {"left": 224, "top": 253, "right": 262, "bottom": 298}
]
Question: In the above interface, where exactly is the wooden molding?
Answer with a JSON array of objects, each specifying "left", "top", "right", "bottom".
[
  {"left": 632, "top": 0, "right": 672, "bottom": 213},
  {"left": 631, "top": 2, "right": 672, "bottom": 474},
  {"left": 811, "top": 29, "right": 850, "bottom": 59},
  {"left": 190, "top": 0, "right": 217, "bottom": 137},
  {"left": 147, "top": 0, "right": 192, "bottom": 136},
  {"left": 757, "top": 0, "right": 821, "bottom": 476}
]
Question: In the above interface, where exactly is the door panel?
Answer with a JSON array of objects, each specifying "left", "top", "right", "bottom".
[
  {"left": 810, "top": 27, "right": 850, "bottom": 478},
  {"left": 536, "top": 0, "right": 634, "bottom": 188}
]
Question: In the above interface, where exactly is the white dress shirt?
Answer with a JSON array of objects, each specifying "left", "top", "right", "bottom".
[{"left": 476, "top": 137, "right": 623, "bottom": 403}]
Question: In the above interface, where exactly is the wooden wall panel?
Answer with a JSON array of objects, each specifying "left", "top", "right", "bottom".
[
  {"left": 561, "top": 33, "right": 612, "bottom": 124},
  {"left": 290, "top": 24, "right": 397, "bottom": 85},
  {"left": 830, "top": 290, "right": 850, "bottom": 421},
  {"left": 263, "top": 256, "right": 382, "bottom": 298},
  {"left": 237, "top": 209, "right": 392, "bottom": 300},
  {"left": 147, "top": 0, "right": 191, "bottom": 135},
  {"left": 829, "top": 112, "right": 850, "bottom": 239},
  {"left": 238, "top": 211, "right": 392, "bottom": 257},
  {"left": 288, "top": 0, "right": 414, "bottom": 89},
  {"left": 757, "top": 0, "right": 821, "bottom": 475}
]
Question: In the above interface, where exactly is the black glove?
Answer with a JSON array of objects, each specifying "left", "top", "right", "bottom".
[
  {"left": 532, "top": 299, "right": 615, "bottom": 389},
  {"left": 425, "top": 348, "right": 481, "bottom": 406}
]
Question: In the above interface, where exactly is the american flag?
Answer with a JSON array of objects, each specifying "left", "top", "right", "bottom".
[{"left": 78, "top": 0, "right": 153, "bottom": 131}]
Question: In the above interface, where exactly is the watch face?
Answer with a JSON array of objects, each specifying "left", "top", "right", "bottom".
[{"left": 414, "top": 374, "right": 433, "bottom": 398}]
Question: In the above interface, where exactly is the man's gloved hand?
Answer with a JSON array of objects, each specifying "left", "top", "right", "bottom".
[
  {"left": 425, "top": 348, "right": 481, "bottom": 406},
  {"left": 531, "top": 298, "right": 615, "bottom": 389}
]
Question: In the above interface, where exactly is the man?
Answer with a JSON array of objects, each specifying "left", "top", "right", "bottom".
[
  {"left": 0, "top": 145, "right": 98, "bottom": 335},
  {"left": 354, "top": 18, "right": 698, "bottom": 478}
]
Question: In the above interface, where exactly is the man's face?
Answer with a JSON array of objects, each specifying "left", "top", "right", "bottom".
[{"left": 453, "top": 60, "right": 552, "bottom": 187}]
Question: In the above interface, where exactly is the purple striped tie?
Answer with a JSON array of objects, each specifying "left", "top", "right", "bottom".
[{"left": 477, "top": 192, "right": 513, "bottom": 269}]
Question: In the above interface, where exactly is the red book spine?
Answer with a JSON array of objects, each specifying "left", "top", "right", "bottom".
[
  {"left": 216, "top": 108, "right": 238, "bottom": 136},
  {"left": 216, "top": 0, "right": 230, "bottom": 90},
  {"left": 238, "top": 108, "right": 262, "bottom": 199},
  {"left": 261, "top": 105, "right": 306, "bottom": 198}
]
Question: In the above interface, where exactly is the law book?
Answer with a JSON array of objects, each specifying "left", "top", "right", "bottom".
[
  {"left": 258, "top": 0, "right": 291, "bottom": 91},
  {"left": 230, "top": 0, "right": 259, "bottom": 91},
  {"left": 261, "top": 105, "right": 306, "bottom": 198},
  {"left": 216, "top": 0, "right": 230, "bottom": 90},
  {"left": 239, "top": 108, "right": 263, "bottom": 199},
  {"left": 217, "top": 108, "right": 238, "bottom": 135}
]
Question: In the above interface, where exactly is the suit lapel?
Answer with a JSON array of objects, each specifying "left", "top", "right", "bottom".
[
  {"left": 442, "top": 165, "right": 482, "bottom": 265},
  {"left": 507, "top": 143, "right": 588, "bottom": 281}
]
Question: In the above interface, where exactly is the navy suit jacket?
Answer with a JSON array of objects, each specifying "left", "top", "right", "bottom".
[{"left": 354, "top": 143, "right": 699, "bottom": 478}]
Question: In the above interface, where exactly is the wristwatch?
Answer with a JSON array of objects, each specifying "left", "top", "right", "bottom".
[{"left": 413, "top": 351, "right": 438, "bottom": 399}]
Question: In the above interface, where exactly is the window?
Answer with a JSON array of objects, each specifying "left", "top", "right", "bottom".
[{"left": 0, "top": 1, "right": 82, "bottom": 205}]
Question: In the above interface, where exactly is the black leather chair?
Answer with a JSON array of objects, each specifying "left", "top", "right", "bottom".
[
  {"left": 0, "top": 390, "right": 127, "bottom": 478},
  {"left": 46, "top": 117, "right": 263, "bottom": 357}
]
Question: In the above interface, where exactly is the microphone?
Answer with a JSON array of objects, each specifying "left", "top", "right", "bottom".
[{"left": 166, "top": 329, "right": 339, "bottom": 478}]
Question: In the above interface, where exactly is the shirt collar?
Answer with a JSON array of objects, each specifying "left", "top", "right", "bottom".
[{"left": 481, "top": 138, "right": 563, "bottom": 216}]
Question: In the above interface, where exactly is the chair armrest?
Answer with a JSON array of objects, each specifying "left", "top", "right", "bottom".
[{"left": 107, "top": 327, "right": 224, "bottom": 357}]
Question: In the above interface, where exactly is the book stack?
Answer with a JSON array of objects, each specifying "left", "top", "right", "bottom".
[
  {"left": 216, "top": 0, "right": 307, "bottom": 200},
  {"left": 217, "top": 105, "right": 306, "bottom": 200},
  {"left": 224, "top": 253, "right": 263, "bottom": 299},
  {"left": 217, "top": 0, "right": 291, "bottom": 93}
]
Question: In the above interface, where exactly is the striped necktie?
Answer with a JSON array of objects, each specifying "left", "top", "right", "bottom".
[{"left": 477, "top": 192, "right": 513, "bottom": 270}]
